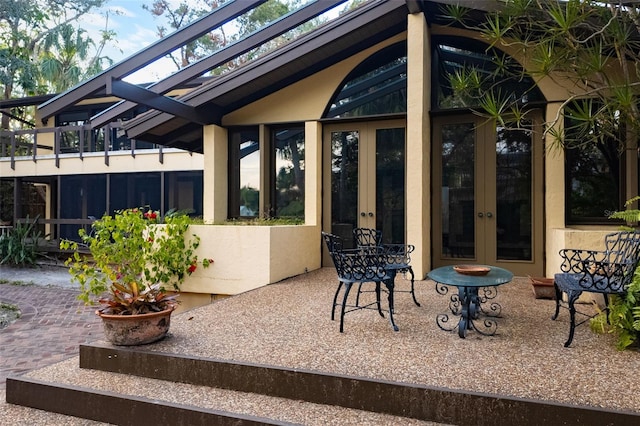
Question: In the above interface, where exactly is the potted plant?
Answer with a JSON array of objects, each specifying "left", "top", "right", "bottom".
[
  {"left": 529, "top": 276, "right": 556, "bottom": 300},
  {"left": 60, "top": 207, "right": 213, "bottom": 345}
]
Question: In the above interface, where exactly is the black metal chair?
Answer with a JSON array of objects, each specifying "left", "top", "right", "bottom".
[
  {"left": 322, "top": 232, "right": 398, "bottom": 332},
  {"left": 353, "top": 228, "right": 419, "bottom": 307},
  {"left": 552, "top": 231, "right": 640, "bottom": 347}
]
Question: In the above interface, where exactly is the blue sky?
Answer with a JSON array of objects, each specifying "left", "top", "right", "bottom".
[
  {"left": 77, "top": 0, "right": 347, "bottom": 84},
  {"left": 79, "top": 0, "right": 195, "bottom": 83}
]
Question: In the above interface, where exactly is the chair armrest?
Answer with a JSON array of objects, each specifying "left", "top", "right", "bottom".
[
  {"left": 380, "top": 244, "right": 415, "bottom": 266},
  {"left": 558, "top": 248, "right": 636, "bottom": 292},
  {"left": 558, "top": 248, "right": 608, "bottom": 273}
]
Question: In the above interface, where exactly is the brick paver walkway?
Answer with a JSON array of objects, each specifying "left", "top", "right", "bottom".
[{"left": 0, "top": 284, "right": 101, "bottom": 390}]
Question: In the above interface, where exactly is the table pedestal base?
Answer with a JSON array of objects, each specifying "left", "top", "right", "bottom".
[{"left": 435, "top": 283, "right": 502, "bottom": 338}]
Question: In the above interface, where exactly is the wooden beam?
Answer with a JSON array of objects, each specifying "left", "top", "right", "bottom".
[{"left": 106, "top": 78, "right": 215, "bottom": 125}]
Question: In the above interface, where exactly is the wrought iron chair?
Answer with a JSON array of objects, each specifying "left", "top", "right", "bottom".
[
  {"left": 322, "top": 232, "right": 398, "bottom": 332},
  {"left": 552, "top": 231, "right": 640, "bottom": 347},
  {"left": 353, "top": 228, "right": 419, "bottom": 307}
]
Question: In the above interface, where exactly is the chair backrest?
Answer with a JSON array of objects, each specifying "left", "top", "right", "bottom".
[
  {"left": 585, "top": 231, "right": 640, "bottom": 292},
  {"left": 322, "top": 232, "right": 343, "bottom": 258},
  {"left": 332, "top": 249, "right": 388, "bottom": 282},
  {"left": 353, "top": 228, "right": 382, "bottom": 247}
]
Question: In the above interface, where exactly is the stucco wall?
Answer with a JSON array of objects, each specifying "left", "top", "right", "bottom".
[
  {"left": 179, "top": 224, "right": 321, "bottom": 296},
  {"left": 0, "top": 149, "right": 203, "bottom": 178}
]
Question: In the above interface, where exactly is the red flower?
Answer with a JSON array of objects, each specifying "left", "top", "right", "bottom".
[
  {"left": 144, "top": 211, "right": 158, "bottom": 220},
  {"left": 188, "top": 263, "right": 197, "bottom": 274}
]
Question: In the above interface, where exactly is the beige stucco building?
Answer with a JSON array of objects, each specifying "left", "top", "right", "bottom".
[{"left": 1, "top": 0, "right": 630, "bottom": 308}]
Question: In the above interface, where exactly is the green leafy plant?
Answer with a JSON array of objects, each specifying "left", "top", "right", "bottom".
[
  {"left": 0, "top": 216, "right": 42, "bottom": 266},
  {"left": 590, "top": 268, "right": 640, "bottom": 351},
  {"left": 590, "top": 196, "right": 640, "bottom": 350},
  {"left": 60, "top": 208, "right": 213, "bottom": 315}
]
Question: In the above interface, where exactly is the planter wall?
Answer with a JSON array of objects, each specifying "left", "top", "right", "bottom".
[{"left": 180, "top": 224, "right": 321, "bottom": 297}]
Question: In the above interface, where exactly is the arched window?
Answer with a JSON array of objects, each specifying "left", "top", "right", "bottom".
[
  {"left": 433, "top": 36, "right": 544, "bottom": 111},
  {"left": 324, "top": 42, "right": 407, "bottom": 118}
]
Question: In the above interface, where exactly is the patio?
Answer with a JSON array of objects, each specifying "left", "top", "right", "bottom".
[{"left": 7, "top": 267, "right": 639, "bottom": 424}]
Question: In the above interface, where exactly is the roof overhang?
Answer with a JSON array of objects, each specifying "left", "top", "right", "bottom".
[{"left": 124, "top": 0, "right": 411, "bottom": 152}]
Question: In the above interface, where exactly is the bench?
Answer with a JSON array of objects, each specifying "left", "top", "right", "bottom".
[{"left": 552, "top": 231, "right": 640, "bottom": 347}]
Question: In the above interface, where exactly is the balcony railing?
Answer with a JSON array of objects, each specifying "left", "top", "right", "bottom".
[{"left": 0, "top": 123, "right": 167, "bottom": 169}]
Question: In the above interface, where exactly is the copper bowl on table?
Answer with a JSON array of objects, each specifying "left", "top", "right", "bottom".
[{"left": 453, "top": 265, "right": 490, "bottom": 276}]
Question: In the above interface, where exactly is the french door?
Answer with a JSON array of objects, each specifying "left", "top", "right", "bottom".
[
  {"left": 323, "top": 120, "right": 406, "bottom": 252},
  {"left": 432, "top": 115, "right": 544, "bottom": 277}
]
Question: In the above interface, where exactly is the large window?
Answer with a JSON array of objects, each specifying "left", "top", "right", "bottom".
[
  {"left": 229, "top": 128, "right": 260, "bottom": 218},
  {"left": 272, "top": 126, "right": 305, "bottom": 218},
  {"left": 564, "top": 105, "right": 625, "bottom": 224},
  {"left": 228, "top": 126, "right": 305, "bottom": 220},
  {"left": 325, "top": 43, "right": 407, "bottom": 118},
  {"left": 433, "top": 36, "right": 543, "bottom": 111}
]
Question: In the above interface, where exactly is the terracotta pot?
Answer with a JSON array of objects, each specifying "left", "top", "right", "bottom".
[
  {"left": 530, "top": 277, "right": 556, "bottom": 300},
  {"left": 96, "top": 306, "right": 175, "bottom": 346}
]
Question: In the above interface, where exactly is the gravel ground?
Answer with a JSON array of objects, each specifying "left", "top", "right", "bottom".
[
  {"left": 21, "top": 267, "right": 640, "bottom": 417},
  {"left": 6, "top": 268, "right": 640, "bottom": 425}
]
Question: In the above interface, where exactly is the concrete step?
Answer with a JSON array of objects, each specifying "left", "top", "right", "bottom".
[
  {"left": 6, "top": 358, "right": 440, "bottom": 425},
  {"left": 6, "top": 342, "right": 639, "bottom": 426}
]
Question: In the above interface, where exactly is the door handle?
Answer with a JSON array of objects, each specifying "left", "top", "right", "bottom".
[
  {"left": 486, "top": 212, "right": 493, "bottom": 218},
  {"left": 360, "top": 212, "right": 366, "bottom": 217},
  {"left": 368, "top": 212, "right": 374, "bottom": 217},
  {"left": 477, "top": 212, "right": 484, "bottom": 218}
]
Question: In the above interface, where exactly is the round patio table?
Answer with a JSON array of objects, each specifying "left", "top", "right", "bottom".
[{"left": 427, "top": 265, "right": 513, "bottom": 338}]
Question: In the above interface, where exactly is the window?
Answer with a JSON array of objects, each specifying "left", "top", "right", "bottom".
[
  {"left": 229, "top": 125, "right": 305, "bottom": 220},
  {"left": 229, "top": 128, "right": 260, "bottom": 218},
  {"left": 564, "top": 104, "right": 624, "bottom": 224},
  {"left": 433, "top": 36, "right": 543, "bottom": 111},
  {"left": 325, "top": 42, "right": 407, "bottom": 118},
  {"left": 272, "top": 126, "right": 304, "bottom": 218}
]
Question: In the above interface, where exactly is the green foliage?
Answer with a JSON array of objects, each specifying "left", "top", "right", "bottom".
[
  {"left": 221, "top": 216, "right": 303, "bottom": 226},
  {"left": 0, "top": 0, "right": 109, "bottom": 99},
  {"left": 0, "top": 216, "right": 42, "bottom": 266},
  {"left": 60, "top": 208, "right": 213, "bottom": 315},
  {"left": 590, "top": 197, "right": 640, "bottom": 349},
  {"left": 443, "top": 0, "right": 640, "bottom": 151},
  {"left": 591, "top": 268, "right": 640, "bottom": 350}
]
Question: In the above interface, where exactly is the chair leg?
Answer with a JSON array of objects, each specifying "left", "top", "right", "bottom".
[
  {"left": 339, "top": 282, "right": 353, "bottom": 333},
  {"left": 375, "top": 282, "right": 384, "bottom": 317},
  {"left": 383, "top": 278, "right": 399, "bottom": 332},
  {"left": 551, "top": 282, "right": 562, "bottom": 320},
  {"left": 355, "top": 282, "right": 364, "bottom": 307},
  {"left": 331, "top": 281, "right": 343, "bottom": 321},
  {"left": 564, "top": 291, "right": 582, "bottom": 347},
  {"left": 603, "top": 293, "right": 611, "bottom": 325},
  {"left": 407, "top": 266, "right": 420, "bottom": 307}
]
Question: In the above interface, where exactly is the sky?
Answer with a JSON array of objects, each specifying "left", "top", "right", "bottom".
[
  {"left": 78, "top": 0, "right": 203, "bottom": 84},
  {"left": 76, "top": 0, "right": 347, "bottom": 85}
]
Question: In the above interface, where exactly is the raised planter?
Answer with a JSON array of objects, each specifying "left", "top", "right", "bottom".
[{"left": 530, "top": 277, "right": 556, "bottom": 300}]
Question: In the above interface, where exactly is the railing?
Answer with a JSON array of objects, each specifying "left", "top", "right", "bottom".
[
  {"left": 0, "top": 123, "right": 166, "bottom": 169},
  {"left": 15, "top": 217, "right": 96, "bottom": 245}
]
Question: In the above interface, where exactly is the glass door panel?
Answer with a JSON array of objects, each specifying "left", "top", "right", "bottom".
[
  {"left": 376, "top": 128, "right": 405, "bottom": 244},
  {"left": 495, "top": 125, "right": 533, "bottom": 261},
  {"left": 324, "top": 121, "right": 407, "bottom": 256},
  {"left": 330, "top": 130, "right": 359, "bottom": 248},
  {"left": 440, "top": 122, "right": 476, "bottom": 259},
  {"left": 433, "top": 115, "right": 543, "bottom": 276}
]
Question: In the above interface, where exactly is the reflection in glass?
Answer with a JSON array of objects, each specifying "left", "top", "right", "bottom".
[
  {"left": 240, "top": 140, "right": 260, "bottom": 217},
  {"left": 441, "top": 123, "right": 475, "bottom": 259},
  {"left": 274, "top": 127, "right": 304, "bottom": 218},
  {"left": 326, "top": 43, "right": 407, "bottom": 118},
  {"left": 496, "top": 125, "right": 532, "bottom": 261},
  {"left": 331, "top": 130, "right": 358, "bottom": 248},
  {"left": 376, "top": 128, "right": 405, "bottom": 244}
]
